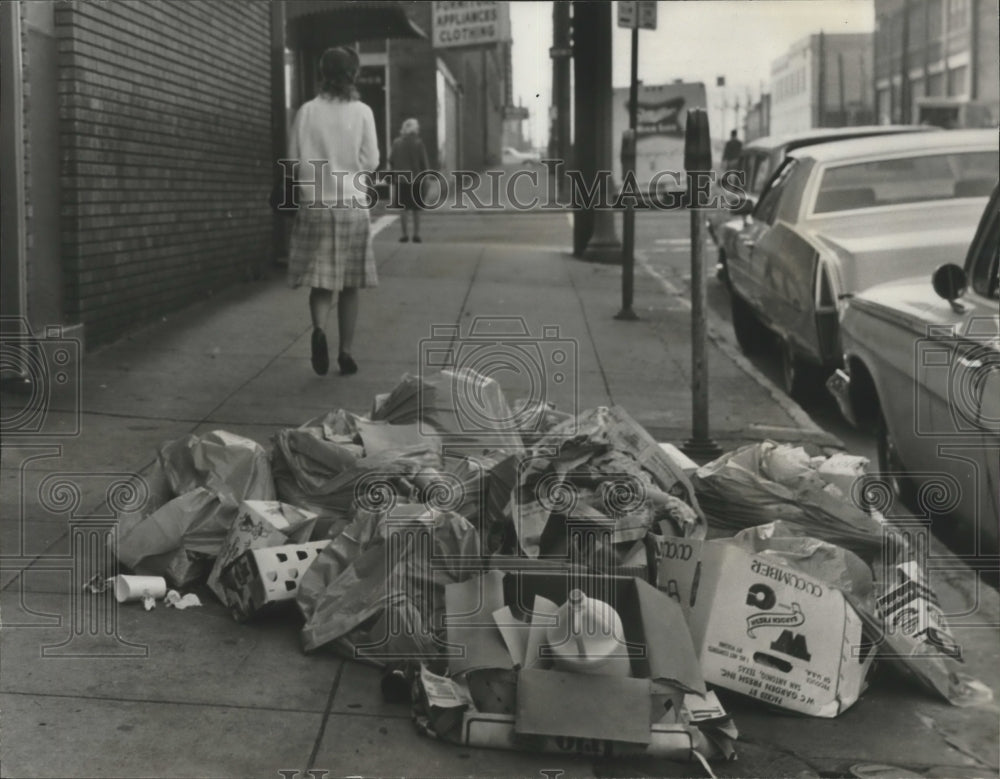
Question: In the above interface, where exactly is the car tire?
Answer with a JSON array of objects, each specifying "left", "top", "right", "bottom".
[
  {"left": 875, "top": 409, "right": 916, "bottom": 512},
  {"left": 730, "top": 292, "right": 767, "bottom": 355}
]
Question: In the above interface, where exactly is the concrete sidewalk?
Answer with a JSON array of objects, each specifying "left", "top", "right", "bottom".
[{"left": 1, "top": 210, "right": 997, "bottom": 778}]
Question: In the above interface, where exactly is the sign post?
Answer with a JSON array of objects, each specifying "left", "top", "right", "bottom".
[
  {"left": 681, "top": 109, "right": 722, "bottom": 462},
  {"left": 614, "top": 0, "right": 656, "bottom": 321}
]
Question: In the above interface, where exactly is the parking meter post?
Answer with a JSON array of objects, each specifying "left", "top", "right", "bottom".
[
  {"left": 616, "top": 129, "right": 639, "bottom": 321},
  {"left": 681, "top": 109, "right": 723, "bottom": 463}
]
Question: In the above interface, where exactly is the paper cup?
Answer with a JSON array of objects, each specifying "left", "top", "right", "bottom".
[{"left": 112, "top": 575, "right": 167, "bottom": 604}]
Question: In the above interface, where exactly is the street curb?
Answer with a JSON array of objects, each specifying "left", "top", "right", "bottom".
[{"left": 635, "top": 250, "right": 842, "bottom": 450}]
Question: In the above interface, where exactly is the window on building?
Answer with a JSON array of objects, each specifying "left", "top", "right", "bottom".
[
  {"left": 927, "top": 71, "right": 945, "bottom": 96},
  {"left": 948, "top": 65, "right": 968, "bottom": 96},
  {"left": 947, "top": 0, "right": 968, "bottom": 30},
  {"left": 908, "top": 2, "right": 925, "bottom": 53},
  {"left": 877, "top": 88, "right": 892, "bottom": 124},
  {"left": 928, "top": 0, "right": 943, "bottom": 38},
  {"left": 910, "top": 77, "right": 925, "bottom": 99},
  {"left": 889, "top": 11, "right": 902, "bottom": 58}
]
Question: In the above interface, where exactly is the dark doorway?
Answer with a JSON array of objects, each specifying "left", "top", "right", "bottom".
[{"left": 357, "top": 65, "right": 387, "bottom": 171}]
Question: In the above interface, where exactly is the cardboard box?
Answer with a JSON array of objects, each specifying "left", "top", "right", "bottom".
[
  {"left": 416, "top": 665, "right": 735, "bottom": 760},
  {"left": 220, "top": 540, "right": 329, "bottom": 621},
  {"left": 208, "top": 500, "right": 317, "bottom": 608},
  {"left": 443, "top": 569, "right": 705, "bottom": 745},
  {"left": 672, "top": 540, "right": 873, "bottom": 717}
]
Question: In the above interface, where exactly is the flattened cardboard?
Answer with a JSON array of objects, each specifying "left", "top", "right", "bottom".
[
  {"left": 633, "top": 577, "right": 704, "bottom": 693},
  {"left": 522, "top": 595, "right": 558, "bottom": 671},
  {"left": 355, "top": 419, "right": 439, "bottom": 456},
  {"left": 515, "top": 668, "right": 652, "bottom": 744},
  {"left": 444, "top": 570, "right": 512, "bottom": 675},
  {"left": 493, "top": 606, "right": 528, "bottom": 668},
  {"left": 684, "top": 541, "right": 872, "bottom": 717},
  {"left": 654, "top": 533, "right": 704, "bottom": 620},
  {"left": 442, "top": 571, "right": 707, "bottom": 745}
]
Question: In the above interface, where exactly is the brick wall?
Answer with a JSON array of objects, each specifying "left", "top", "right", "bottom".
[{"left": 55, "top": 0, "right": 272, "bottom": 345}]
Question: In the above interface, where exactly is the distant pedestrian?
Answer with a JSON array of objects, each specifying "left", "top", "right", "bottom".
[
  {"left": 389, "top": 118, "right": 431, "bottom": 243},
  {"left": 287, "top": 47, "right": 379, "bottom": 376},
  {"left": 722, "top": 129, "right": 743, "bottom": 171}
]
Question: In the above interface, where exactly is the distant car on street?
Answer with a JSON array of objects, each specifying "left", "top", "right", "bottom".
[
  {"left": 828, "top": 185, "right": 999, "bottom": 554},
  {"left": 725, "top": 128, "right": 998, "bottom": 397},
  {"left": 709, "top": 125, "right": 936, "bottom": 285},
  {"left": 502, "top": 146, "right": 542, "bottom": 166}
]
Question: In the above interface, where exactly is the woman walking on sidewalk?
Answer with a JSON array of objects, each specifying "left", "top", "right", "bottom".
[
  {"left": 389, "top": 118, "right": 430, "bottom": 243},
  {"left": 287, "top": 47, "right": 379, "bottom": 376}
]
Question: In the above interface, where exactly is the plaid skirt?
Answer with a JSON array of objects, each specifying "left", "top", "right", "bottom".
[{"left": 287, "top": 206, "right": 377, "bottom": 291}]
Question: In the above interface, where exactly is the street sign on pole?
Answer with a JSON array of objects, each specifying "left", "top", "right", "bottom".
[{"left": 618, "top": 1, "right": 657, "bottom": 30}]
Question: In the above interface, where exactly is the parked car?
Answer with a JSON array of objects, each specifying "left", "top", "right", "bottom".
[
  {"left": 502, "top": 146, "right": 542, "bottom": 166},
  {"left": 709, "top": 125, "right": 935, "bottom": 284},
  {"left": 726, "top": 128, "right": 998, "bottom": 397},
  {"left": 828, "top": 186, "right": 999, "bottom": 554}
]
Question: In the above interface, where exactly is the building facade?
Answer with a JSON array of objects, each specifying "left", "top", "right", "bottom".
[
  {"left": 744, "top": 94, "right": 771, "bottom": 142},
  {"left": 769, "top": 33, "right": 875, "bottom": 136},
  {"left": 874, "top": 0, "right": 999, "bottom": 126},
  {"left": 1, "top": 0, "right": 273, "bottom": 348},
  {"left": 283, "top": 1, "right": 510, "bottom": 174}
]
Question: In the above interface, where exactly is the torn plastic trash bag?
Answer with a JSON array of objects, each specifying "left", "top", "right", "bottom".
[
  {"left": 272, "top": 418, "right": 440, "bottom": 537},
  {"left": 158, "top": 430, "right": 275, "bottom": 504},
  {"left": 727, "top": 521, "right": 992, "bottom": 708},
  {"left": 509, "top": 397, "right": 573, "bottom": 446},
  {"left": 489, "top": 426, "right": 703, "bottom": 558},
  {"left": 297, "top": 501, "right": 479, "bottom": 660},
  {"left": 693, "top": 441, "right": 885, "bottom": 556},
  {"left": 115, "top": 487, "right": 235, "bottom": 587},
  {"left": 371, "top": 368, "right": 524, "bottom": 452},
  {"left": 530, "top": 406, "right": 706, "bottom": 539}
]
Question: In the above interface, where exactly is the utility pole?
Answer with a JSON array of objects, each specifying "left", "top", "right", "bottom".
[
  {"left": 550, "top": 1, "right": 571, "bottom": 195},
  {"left": 574, "top": 0, "right": 620, "bottom": 261},
  {"left": 817, "top": 30, "right": 826, "bottom": 127}
]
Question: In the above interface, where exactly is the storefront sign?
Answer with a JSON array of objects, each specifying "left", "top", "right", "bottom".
[{"left": 432, "top": 1, "right": 511, "bottom": 49}]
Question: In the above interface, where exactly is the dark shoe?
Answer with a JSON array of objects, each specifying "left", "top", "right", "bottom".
[
  {"left": 311, "top": 329, "right": 329, "bottom": 375},
  {"left": 399, "top": 235, "right": 409, "bottom": 243},
  {"left": 413, "top": 236, "right": 422, "bottom": 243},
  {"left": 338, "top": 352, "right": 358, "bottom": 376}
]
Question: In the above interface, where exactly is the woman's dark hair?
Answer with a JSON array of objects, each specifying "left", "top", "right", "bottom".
[{"left": 319, "top": 47, "right": 359, "bottom": 100}]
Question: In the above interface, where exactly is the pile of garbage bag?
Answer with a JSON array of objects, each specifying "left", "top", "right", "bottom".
[{"left": 108, "top": 367, "right": 992, "bottom": 766}]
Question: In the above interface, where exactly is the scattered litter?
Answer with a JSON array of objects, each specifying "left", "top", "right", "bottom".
[
  {"left": 110, "top": 575, "right": 166, "bottom": 606},
  {"left": 164, "top": 591, "right": 202, "bottom": 610},
  {"left": 107, "top": 367, "right": 992, "bottom": 770},
  {"left": 83, "top": 574, "right": 111, "bottom": 594}
]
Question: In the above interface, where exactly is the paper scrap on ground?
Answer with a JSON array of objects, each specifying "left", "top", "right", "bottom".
[
  {"left": 165, "top": 591, "right": 202, "bottom": 609},
  {"left": 83, "top": 575, "right": 111, "bottom": 594}
]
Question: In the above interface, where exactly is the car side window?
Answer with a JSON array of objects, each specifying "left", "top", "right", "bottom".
[
  {"left": 970, "top": 202, "right": 999, "bottom": 300},
  {"left": 740, "top": 153, "right": 758, "bottom": 195},
  {"left": 754, "top": 159, "right": 797, "bottom": 226},
  {"left": 751, "top": 154, "right": 773, "bottom": 195}
]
